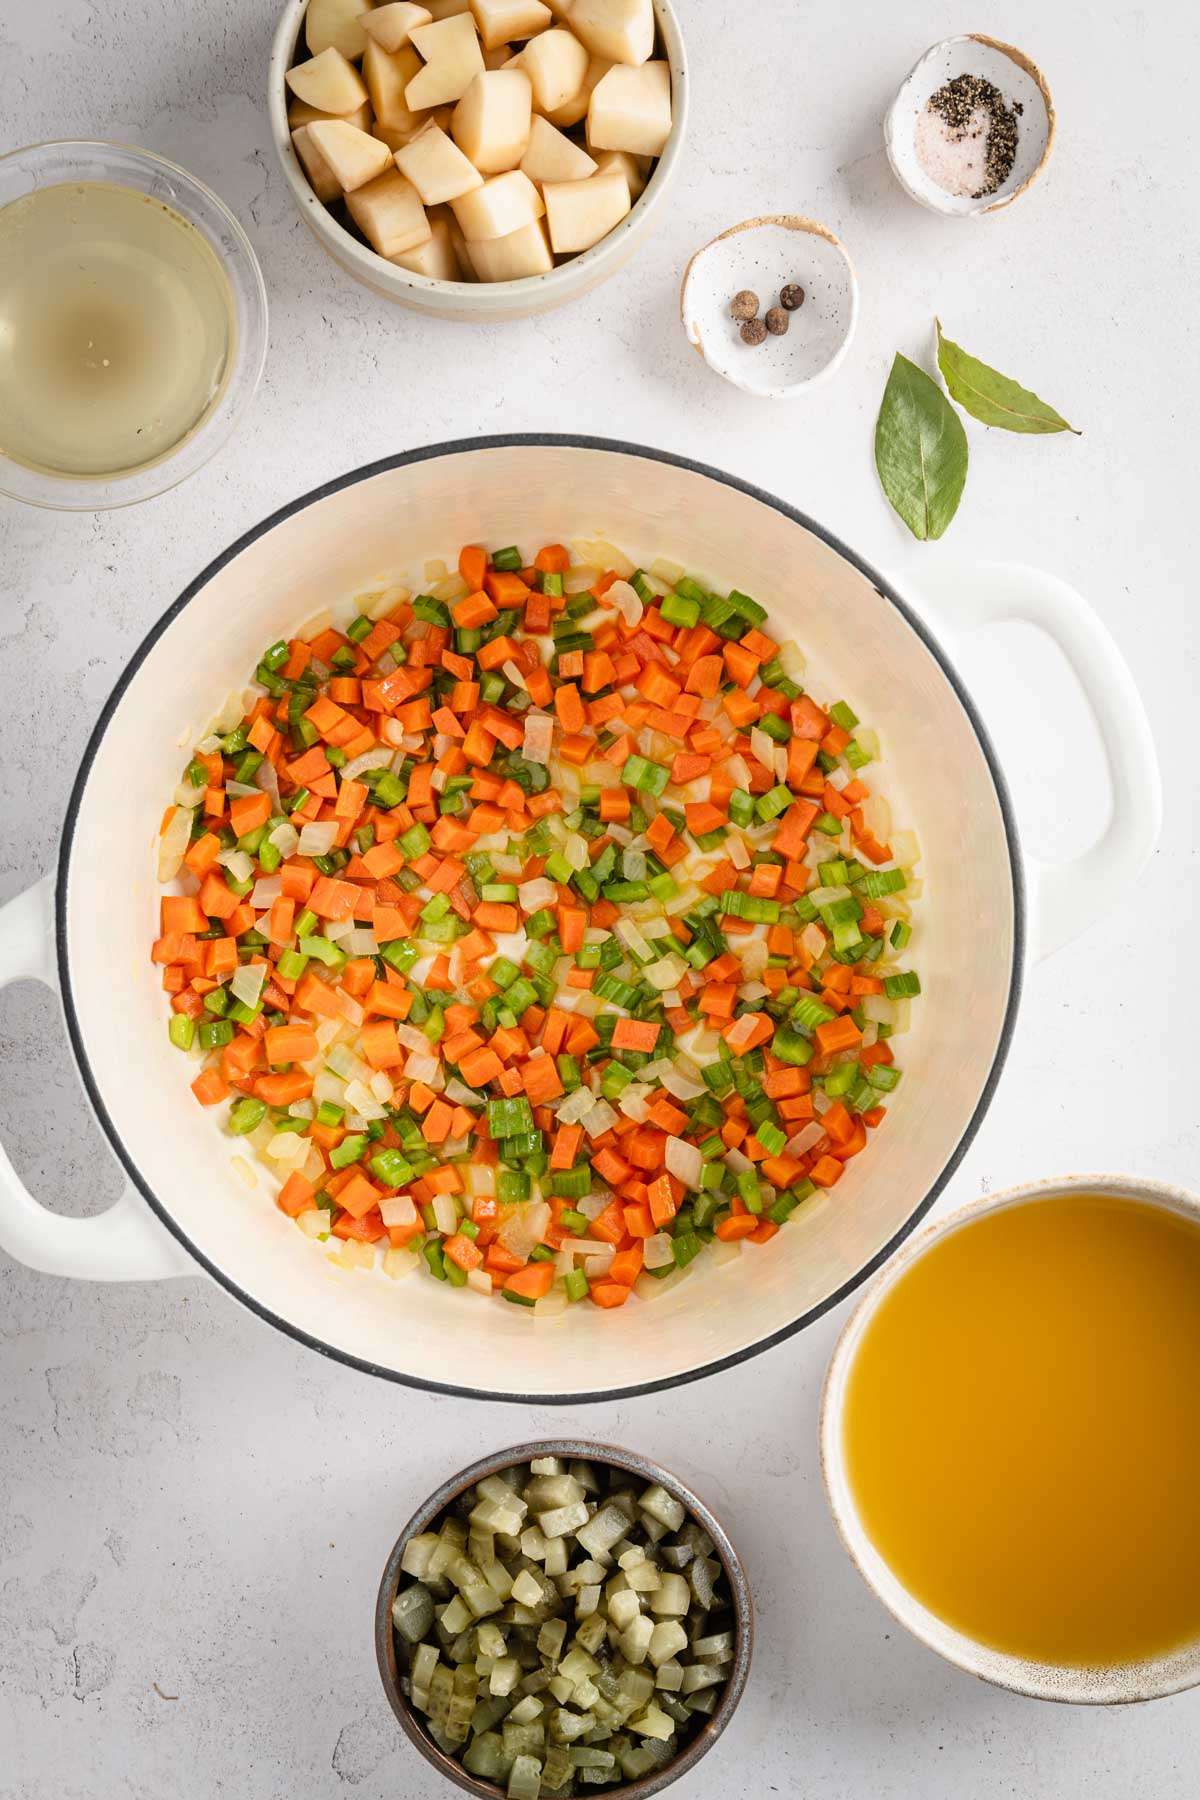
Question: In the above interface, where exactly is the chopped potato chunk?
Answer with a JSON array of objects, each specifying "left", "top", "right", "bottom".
[
  {"left": 567, "top": 0, "right": 653, "bottom": 66},
  {"left": 346, "top": 166, "right": 432, "bottom": 253},
  {"left": 451, "top": 69, "right": 533, "bottom": 174},
  {"left": 469, "top": 0, "right": 552, "bottom": 50},
  {"left": 306, "top": 117, "right": 394, "bottom": 190},
  {"left": 543, "top": 166, "right": 630, "bottom": 252},
  {"left": 360, "top": 1, "right": 432, "bottom": 52},
  {"left": 291, "top": 125, "right": 342, "bottom": 202},
  {"left": 395, "top": 122, "right": 485, "bottom": 203},
  {"left": 519, "top": 114, "right": 597, "bottom": 184},
  {"left": 407, "top": 12, "right": 486, "bottom": 106},
  {"left": 520, "top": 26, "right": 589, "bottom": 112},
  {"left": 451, "top": 167, "right": 544, "bottom": 239},
  {"left": 307, "top": 0, "right": 375, "bottom": 59},
  {"left": 389, "top": 208, "right": 465, "bottom": 276},
  {"left": 468, "top": 216, "right": 554, "bottom": 279},
  {"left": 286, "top": 45, "right": 370, "bottom": 115},
  {"left": 587, "top": 59, "right": 671, "bottom": 156}
]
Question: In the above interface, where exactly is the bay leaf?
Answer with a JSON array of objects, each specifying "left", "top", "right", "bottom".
[
  {"left": 874, "top": 353, "right": 969, "bottom": 541},
  {"left": 936, "top": 321, "right": 1081, "bottom": 434}
]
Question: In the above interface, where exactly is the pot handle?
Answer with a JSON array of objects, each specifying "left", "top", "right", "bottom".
[
  {"left": 0, "top": 877, "right": 195, "bottom": 1281},
  {"left": 911, "top": 562, "right": 1162, "bottom": 962}
]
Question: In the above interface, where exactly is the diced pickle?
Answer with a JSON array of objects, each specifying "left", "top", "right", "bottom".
[{"left": 395, "top": 1458, "right": 735, "bottom": 1792}]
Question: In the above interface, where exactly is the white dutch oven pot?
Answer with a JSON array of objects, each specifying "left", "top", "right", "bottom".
[{"left": 0, "top": 440, "right": 1160, "bottom": 1401}]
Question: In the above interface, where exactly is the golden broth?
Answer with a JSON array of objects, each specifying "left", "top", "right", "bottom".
[{"left": 843, "top": 1192, "right": 1200, "bottom": 1668}]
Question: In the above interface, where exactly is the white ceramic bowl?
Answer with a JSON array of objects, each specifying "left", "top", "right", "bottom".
[
  {"left": 267, "top": 1, "right": 688, "bottom": 321},
  {"left": 680, "top": 215, "right": 857, "bottom": 397},
  {"left": 0, "top": 440, "right": 1159, "bottom": 1401},
  {"left": 884, "top": 35, "right": 1054, "bottom": 217},
  {"left": 821, "top": 1173, "right": 1200, "bottom": 1704}
]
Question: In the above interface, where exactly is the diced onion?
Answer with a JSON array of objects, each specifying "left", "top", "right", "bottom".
[
  {"left": 523, "top": 712, "right": 553, "bottom": 765},
  {"left": 665, "top": 1137, "right": 702, "bottom": 1189},
  {"left": 583, "top": 1100, "right": 617, "bottom": 1139},
  {"left": 268, "top": 822, "right": 299, "bottom": 858},
  {"left": 156, "top": 807, "right": 192, "bottom": 881},
  {"left": 608, "top": 580, "right": 643, "bottom": 627},
  {"left": 298, "top": 821, "right": 338, "bottom": 857},
  {"left": 643, "top": 1232, "right": 675, "bottom": 1270},
  {"left": 862, "top": 793, "right": 892, "bottom": 844},
  {"left": 571, "top": 538, "right": 635, "bottom": 579},
  {"left": 645, "top": 953, "right": 686, "bottom": 991},
  {"left": 343, "top": 749, "right": 392, "bottom": 782},
  {"left": 658, "top": 1064, "right": 704, "bottom": 1102},
  {"left": 518, "top": 877, "right": 557, "bottom": 913},
  {"left": 498, "top": 1201, "right": 551, "bottom": 1262},
  {"left": 891, "top": 828, "right": 921, "bottom": 869},
  {"left": 405, "top": 1050, "right": 440, "bottom": 1085},
  {"left": 213, "top": 691, "right": 244, "bottom": 734},
  {"left": 432, "top": 1193, "right": 459, "bottom": 1235},
  {"left": 250, "top": 876, "right": 282, "bottom": 910},
  {"left": 750, "top": 728, "right": 776, "bottom": 773},
  {"left": 556, "top": 1087, "right": 598, "bottom": 1126},
  {"left": 230, "top": 962, "right": 266, "bottom": 1009},
  {"left": 787, "top": 1122, "right": 825, "bottom": 1155}
]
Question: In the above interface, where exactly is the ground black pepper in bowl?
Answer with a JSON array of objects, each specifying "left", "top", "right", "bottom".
[{"left": 925, "top": 72, "right": 1022, "bottom": 198}]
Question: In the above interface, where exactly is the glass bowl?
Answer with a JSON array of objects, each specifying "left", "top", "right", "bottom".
[{"left": 0, "top": 141, "right": 268, "bottom": 510}]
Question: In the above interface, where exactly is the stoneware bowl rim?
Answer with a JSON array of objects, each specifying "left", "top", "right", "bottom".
[
  {"left": 820, "top": 1170, "right": 1200, "bottom": 1704},
  {"left": 266, "top": 0, "right": 689, "bottom": 310},
  {"left": 375, "top": 1438, "right": 754, "bottom": 1796}
]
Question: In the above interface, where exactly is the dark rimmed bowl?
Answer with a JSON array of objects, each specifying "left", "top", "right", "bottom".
[{"left": 375, "top": 1440, "right": 753, "bottom": 1798}]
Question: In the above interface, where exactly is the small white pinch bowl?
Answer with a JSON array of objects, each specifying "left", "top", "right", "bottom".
[
  {"left": 885, "top": 35, "right": 1054, "bottom": 217},
  {"left": 680, "top": 215, "right": 858, "bottom": 399}
]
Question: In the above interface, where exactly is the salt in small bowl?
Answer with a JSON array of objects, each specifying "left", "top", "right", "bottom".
[
  {"left": 680, "top": 215, "right": 858, "bottom": 399},
  {"left": 885, "top": 35, "right": 1055, "bottom": 217}
]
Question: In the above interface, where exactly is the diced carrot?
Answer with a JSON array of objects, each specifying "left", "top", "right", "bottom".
[
  {"left": 191, "top": 1068, "right": 228, "bottom": 1106},
  {"left": 505, "top": 1262, "right": 555, "bottom": 1301},
  {"left": 265, "top": 1023, "right": 318, "bottom": 1065},
  {"left": 276, "top": 1173, "right": 315, "bottom": 1217},
  {"left": 443, "top": 1232, "right": 484, "bottom": 1272},
  {"left": 588, "top": 1280, "right": 631, "bottom": 1309},
  {"left": 610, "top": 1019, "right": 660, "bottom": 1053}
]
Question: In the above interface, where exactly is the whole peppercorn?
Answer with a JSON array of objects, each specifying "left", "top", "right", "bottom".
[
  {"left": 729, "top": 289, "right": 759, "bottom": 322},
  {"left": 739, "top": 317, "right": 768, "bottom": 346},
  {"left": 764, "top": 306, "right": 789, "bottom": 336},
  {"left": 780, "top": 283, "right": 806, "bottom": 311}
]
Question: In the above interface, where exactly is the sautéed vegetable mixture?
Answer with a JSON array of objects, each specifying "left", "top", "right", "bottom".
[{"left": 152, "top": 539, "right": 921, "bottom": 1313}]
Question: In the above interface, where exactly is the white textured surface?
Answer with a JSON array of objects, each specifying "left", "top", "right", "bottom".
[{"left": 0, "top": 1, "right": 1197, "bottom": 1795}]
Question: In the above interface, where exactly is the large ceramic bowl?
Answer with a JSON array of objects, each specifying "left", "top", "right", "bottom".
[
  {"left": 267, "top": 0, "right": 688, "bottom": 321},
  {"left": 820, "top": 1173, "right": 1200, "bottom": 1704},
  {"left": 0, "top": 438, "right": 1160, "bottom": 1400}
]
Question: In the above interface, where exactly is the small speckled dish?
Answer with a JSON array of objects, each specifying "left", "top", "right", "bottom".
[
  {"left": 885, "top": 35, "right": 1054, "bottom": 216},
  {"left": 680, "top": 215, "right": 858, "bottom": 398}
]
